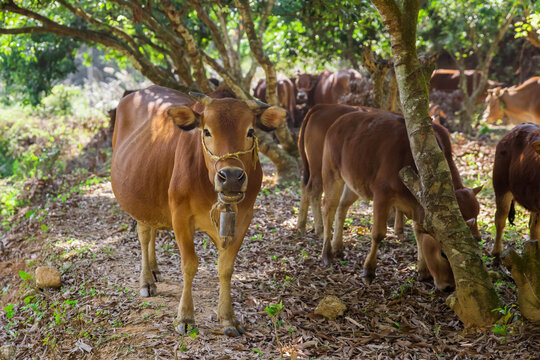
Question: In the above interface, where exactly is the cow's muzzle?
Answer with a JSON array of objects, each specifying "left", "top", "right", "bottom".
[{"left": 215, "top": 167, "right": 247, "bottom": 203}]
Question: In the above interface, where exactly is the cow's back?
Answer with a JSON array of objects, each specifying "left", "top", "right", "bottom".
[
  {"left": 111, "top": 86, "right": 205, "bottom": 227},
  {"left": 493, "top": 123, "right": 540, "bottom": 212},
  {"left": 324, "top": 112, "right": 417, "bottom": 211}
]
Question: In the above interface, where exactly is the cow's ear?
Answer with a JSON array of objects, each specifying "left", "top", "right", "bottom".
[
  {"left": 473, "top": 185, "right": 483, "bottom": 195},
  {"left": 256, "top": 106, "right": 287, "bottom": 132},
  {"left": 533, "top": 141, "right": 540, "bottom": 155},
  {"left": 168, "top": 105, "right": 200, "bottom": 131}
]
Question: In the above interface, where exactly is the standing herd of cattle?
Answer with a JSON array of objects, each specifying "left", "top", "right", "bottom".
[{"left": 110, "top": 69, "right": 540, "bottom": 336}]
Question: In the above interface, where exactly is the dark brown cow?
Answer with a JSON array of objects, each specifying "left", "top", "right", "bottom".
[
  {"left": 253, "top": 77, "right": 297, "bottom": 127},
  {"left": 321, "top": 111, "right": 482, "bottom": 290},
  {"left": 430, "top": 69, "right": 503, "bottom": 103},
  {"left": 492, "top": 123, "right": 540, "bottom": 259},
  {"left": 483, "top": 77, "right": 540, "bottom": 125},
  {"left": 295, "top": 69, "right": 362, "bottom": 107},
  {"left": 111, "top": 85, "right": 286, "bottom": 336}
]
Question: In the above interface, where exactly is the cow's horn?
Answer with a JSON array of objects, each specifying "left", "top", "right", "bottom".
[
  {"left": 189, "top": 91, "right": 213, "bottom": 106},
  {"left": 246, "top": 99, "right": 270, "bottom": 110}
]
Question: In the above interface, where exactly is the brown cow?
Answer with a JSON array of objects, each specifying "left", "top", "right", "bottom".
[
  {"left": 294, "top": 69, "right": 362, "bottom": 107},
  {"left": 297, "top": 104, "right": 363, "bottom": 236},
  {"left": 321, "top": 111, "right": 482, "bottom": 290},
  {"left": 297, "top": 104, "right": 402, "bottom": 236},
  {"left": 430, "top": 69, "right": 503, "bottom": 103},
  {"left": 253, "top": 77, "right": 297, "bottom": 127},
  {"left": 483, "top": 77, "right": 540, "bottom": 125},
  {"left": 492, "top": 123, "right": 540, "bottom": 259},
  {"left": 111, "top": 85, "right": 286, "bottom": 336}
]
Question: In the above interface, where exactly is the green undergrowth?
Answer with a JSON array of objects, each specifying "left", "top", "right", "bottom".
[{"left": 0, "top": 84, "right": 111, "bottom": 231}]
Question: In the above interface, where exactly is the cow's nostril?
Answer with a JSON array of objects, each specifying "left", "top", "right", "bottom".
[
  {"left": 217, "top": 170, "right": 227, "bottom": 183},
  {"left": 237, "top": 171, "right": 246, "bottom": 183}
]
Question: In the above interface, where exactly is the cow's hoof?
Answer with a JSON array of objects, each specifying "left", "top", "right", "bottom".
[
  {"left": 332, "top": 248, "right": 344, "bottom": 259},
  {"left": 322, "top": 254, "right": 331, "bottom": 267},
  {"left": 175, "top": 319, "right": 196, "bottom": 335},
  {"left": 152, "top": 270, "right": 162, "bottom": 282},
  {"left": 140, "top": 283, "right": 157, "bottom": 297},
  {"left": 362, "top": 269, "right": 375, "bottom": 285},
  {"left": 224, "top": 324, "right": 246, "bottom": 337}
]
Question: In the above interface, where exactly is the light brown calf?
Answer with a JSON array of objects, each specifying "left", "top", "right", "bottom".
[
  {"left": 111, "top": 85, "right": 286, "bottom": 336},
  {"left": 483, "top": 77, "right": 540, "bottom": 125},
  {"left": 321, "top": 111, "right": 482, "bottom": 290}
]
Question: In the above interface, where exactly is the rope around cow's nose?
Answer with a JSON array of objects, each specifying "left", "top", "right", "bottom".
[{"left": 200, "top": 131, "right": 259, "bottom": 170}]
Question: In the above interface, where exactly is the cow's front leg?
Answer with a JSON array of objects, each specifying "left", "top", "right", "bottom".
[
  {"left": 173, "top": 223, "right": 198, "bottom": 334},
  {"left": 363, "top": 194, "right": 391, "bottom": 284},
  {"left": 217, "top": 238, "right": 245, "bottom": 337},
  {"left": 148, "top": 227, "right": 162, "bottom": 282},
  {"left": 137, "top": 222, "right": 157, "bottom": 297}
]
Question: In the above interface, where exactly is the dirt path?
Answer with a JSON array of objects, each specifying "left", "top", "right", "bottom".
[{"left": 1, "top": 141, "right": 540, "bottom": 359}]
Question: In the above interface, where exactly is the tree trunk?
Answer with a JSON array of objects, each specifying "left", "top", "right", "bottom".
[
  {"left": 362, "top": 47, "right": 391, "bottom": 109},
  {"left": 235, "top": 0, "right": 299, "bottom": 183},
  {"left": 453, "top": 12, "right": 514, "bottom": 133},
  {"left": 502, "top": 240, "right": 540, "bottom": 322},
  {"left": 255, "top": 130, "right": 299, "bottom": 184},
  {"left": 371, "top": 0, "right": 501, "bottom": 327}
]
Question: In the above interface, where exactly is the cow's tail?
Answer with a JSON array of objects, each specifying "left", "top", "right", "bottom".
[
  {"left": 298, "top": 107, "right": 315, "bottom": 186},
  {"left": 508, "top": 200, "right": 515, "bottom": 226}
]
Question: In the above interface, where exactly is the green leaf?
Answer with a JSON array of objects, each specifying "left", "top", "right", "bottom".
[{"left": 19, "top": 270, "right": 31, "bottom": 280}]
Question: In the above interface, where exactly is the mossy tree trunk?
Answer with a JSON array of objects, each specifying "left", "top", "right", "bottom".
[
  {"left": 371, "top": 0, "right": 501, "bottom": 327},
  {"left": 235, "top": 0, "right": 299, "bottom": 183}
]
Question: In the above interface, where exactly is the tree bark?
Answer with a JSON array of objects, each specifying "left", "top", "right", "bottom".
[
  {"left": 362, "top": 47, "right": 391, "bottom": 109},
  {"left": 371, "top": 0, "right": 501, "bottom": 327},
  {"left": 502, "top": 240, "right": 540, "bottom": 322},
  {"left": 235, "top": 0, "right": 300, "bottom": 182}
]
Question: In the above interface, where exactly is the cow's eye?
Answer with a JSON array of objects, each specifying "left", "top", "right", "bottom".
[
  {"left": 204, "top": 129, "right": 211, "bottom": 137},
  {"left": 247, "top": 129, "right": 255, "bottom": 138}
]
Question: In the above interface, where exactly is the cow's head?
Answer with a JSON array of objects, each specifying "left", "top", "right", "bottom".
[
  {"left": 167, "top": 93, "right": 286, "bottom": 203},
  {"left": 420, "top": 233, "right": 455, "bottom": 292},
  {"left": 295, "top": 73, "right": 317, "bottom": 104},
  {"left": 482, "top": 87, "right": 506, "bottom": 124},
  {"left": 421, "top": 185, "right": 482, "bottom": 291}
]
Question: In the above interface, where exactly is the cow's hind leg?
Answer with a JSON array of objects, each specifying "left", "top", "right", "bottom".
[
  {"left": 363, "top": 194, "right": 391, "bottom": 284},
  {"left": 137, "top": 222, "right": 157, "bottom": 297},
  {"left": 322, "top": 178, "right": 345, "bottom": 266},
  {"left": 217, "top": 238, "right": 245, "bottom": 337},
  {"left": 297, "top": 185, "right": 310, "bottom": 235},
  {"left": 332, "top": 185, "right": 358, "bottom": 258},
  {"left": 173, "top": 223, "right": 198, "bottom": 334},
  {"left": 148, "top": 228, "right": 162, "bottom": 282},
  {"left": 493, "top": 192, "right": 513, "bottom": 261}
]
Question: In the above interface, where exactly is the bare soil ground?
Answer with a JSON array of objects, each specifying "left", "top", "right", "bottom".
[{"left": 1, "top": 131, "right": 539, "bottom": 360}]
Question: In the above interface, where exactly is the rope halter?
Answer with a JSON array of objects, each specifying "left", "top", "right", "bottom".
[{"left": 200, "top": 130, "right": 259, "bottom": 170}]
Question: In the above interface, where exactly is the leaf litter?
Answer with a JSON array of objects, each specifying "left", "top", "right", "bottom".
[{"left": 1, "top": 127, "right": 539, "bottom": 360}]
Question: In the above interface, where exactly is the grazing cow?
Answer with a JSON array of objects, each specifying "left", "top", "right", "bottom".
[
  {"left": 430, "top": 69, "right": 503, "bottom": 103},
  {"left": 294, "top": 69, "right": 363, "bottom": 107},
  {"left": 492, "top": 123, "right": 540, "bottom": 259},
  {"left": 483, "top": 77, "right": 540, "bottom": 125},
  {"left": 111, "top": 85, "right": 286, "bottom": 336},
  {"left": 253, "top": 77, "right": 297, "bottom": 127},
  {"left": 321, "top": 111, "right": 482, "bottom": 290}
]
